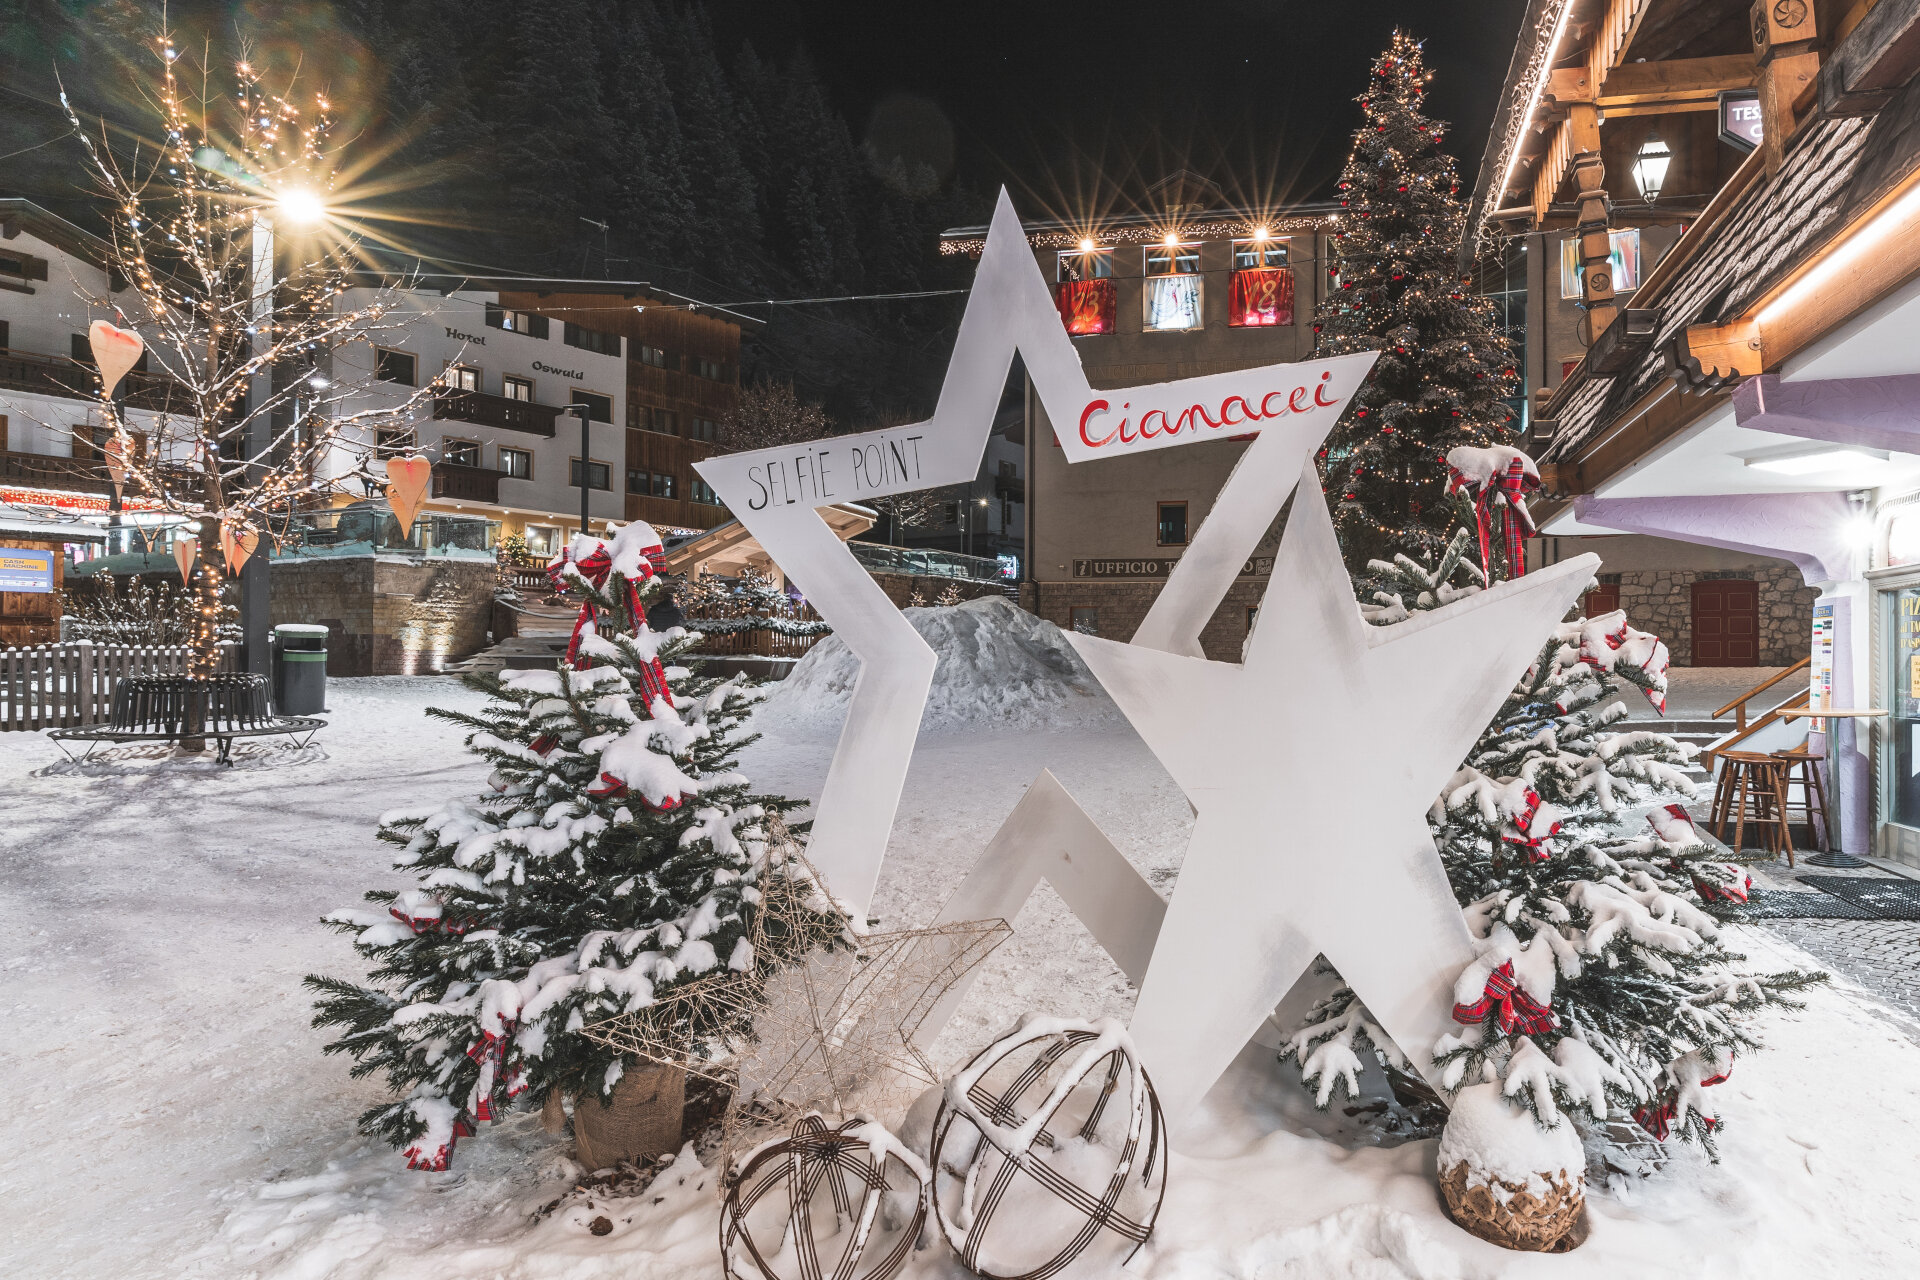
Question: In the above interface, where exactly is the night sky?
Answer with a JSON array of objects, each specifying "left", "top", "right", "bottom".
[{"left": 708, "top": 0, "right": 1529, "bottom": 217}]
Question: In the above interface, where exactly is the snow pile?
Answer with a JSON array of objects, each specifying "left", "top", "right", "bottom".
[
  {"left": 759, "top": 596, "right": 1119, "bottom": 732},
  {"left": 1436, "top": 1083, "right": 1583, "bottom": 1193}
]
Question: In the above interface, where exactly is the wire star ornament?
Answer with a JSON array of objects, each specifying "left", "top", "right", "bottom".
[{"left": 584, "top": 819, "right": 1011, "bottom": 1167}]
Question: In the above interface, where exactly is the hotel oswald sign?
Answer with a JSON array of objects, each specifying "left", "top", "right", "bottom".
[{"left": 1074, "top": 556, "right": 1275, "bottom": 579}]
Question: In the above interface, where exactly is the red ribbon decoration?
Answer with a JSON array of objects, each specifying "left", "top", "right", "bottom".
[
  {"left": 1634, "top": 1064, "right": 1731, "bottom": 1140},
  {"left": 1452, "top": 960, "right": 1556, "bottom": 1035},
  {"left": 404, "top": 1115, "right": 476, "bottom": 1172},
  {"left": 1500, "top": 789, "right": 1560, "bottom": 863},
  {"left": 466, "top": 1022, "right": 529, "bottom": 1124},
  {"left": 1446, "top": 455, "right": 1539, "bottom": 582},
  {"left": 545, "top": 539, "right": 673, "bottom": 708},
  {"left": 586, "top": 772, "right": 684, "bottom": 812}
]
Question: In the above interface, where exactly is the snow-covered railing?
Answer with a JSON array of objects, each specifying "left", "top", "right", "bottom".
[{"left": 0, "top": 640, "right": 236, "bottom": 731}]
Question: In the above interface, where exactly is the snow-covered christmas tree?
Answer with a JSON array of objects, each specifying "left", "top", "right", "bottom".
[
  {"left": 1283, "top": 451, "right": 1822, "bottom": 1155},
  {"left": 308, "top": 522, "right": 843, "bottom": 1170},
  {"left": 1313, "top": 31, "right": 1521, "bottom": 575}
]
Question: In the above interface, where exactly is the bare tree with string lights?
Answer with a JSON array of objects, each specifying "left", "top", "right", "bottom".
[{"left": 57, "top": 29, "right": 435, "bottom": 678}]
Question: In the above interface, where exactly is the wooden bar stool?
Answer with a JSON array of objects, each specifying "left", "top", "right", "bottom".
[
  {"left": 1710, "top": 750, "right": 1796, "bottom": 864},
  {"left": 1771, "top": 744, "right": 1829, "bottom": 853}
]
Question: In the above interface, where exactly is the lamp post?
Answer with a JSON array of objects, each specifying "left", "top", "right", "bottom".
[{"left": 240, "top": 189, "right": 326, "bottom": 680}]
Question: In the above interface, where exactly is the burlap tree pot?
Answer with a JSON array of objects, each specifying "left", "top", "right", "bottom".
[
  {"left": 572, "top": 1062, "right": 686, "bottom": 1171},
  {"left": 1437, "top": 1083, "right": 1585, "bottom": 1253}
]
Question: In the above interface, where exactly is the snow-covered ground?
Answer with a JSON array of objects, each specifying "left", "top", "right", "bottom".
[{"left": 5, "top": 653, "right": 1920, "bottom": 1278}]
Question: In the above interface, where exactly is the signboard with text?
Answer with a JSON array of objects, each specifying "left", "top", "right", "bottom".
[
  {"left": 0, "top": 548, "right": 56, "bottom": 593},
  {"left": 1074, "top": 556, "right": 1275, "bottom": 579},
  {"left": 1720, "top": 90, "right": 1763, "bottom": 152}
]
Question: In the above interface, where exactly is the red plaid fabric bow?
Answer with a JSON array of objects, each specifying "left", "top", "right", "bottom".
[
  {"left": 1634, "top": 1064, "right": 1731, "bottom": 1140},
  {"left": 546, "top": 541, "right": 664, "bottom": 670},
  {"left": 404, "top": 1115, "right": 475, "bottom": 1172},
  {"left": 1447, "top": 455, "right": 1539, "bottom": 583},
  {"left": 1452, "top": 960, "right": 1556, "bottom": 1035},
  {"left": 1690, "top": 865, "right": 1753, "bottom": 904},
  {"left": 586, "top": 771, "right": 684, "bottom": 812},
  {"left": 387, "top": 905, "right": 481, "bottom": 936},
  {"left": 1501, "top": 789, "right": 1560, "bottom": 863},
  {"left": 466, "top": 1023, "right": 528, "bottom": 1123}
]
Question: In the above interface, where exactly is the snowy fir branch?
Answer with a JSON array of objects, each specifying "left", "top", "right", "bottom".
[
  {"left": 1281, "top": 528, "right": 1825, "bottom": 1156},
  {"left": 307, "top": 524, "right": 844, "bottom": 1166}
]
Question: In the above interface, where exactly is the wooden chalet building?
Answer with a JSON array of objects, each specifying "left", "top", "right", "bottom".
[{"left": 1465, "top": 0, "right": 1920, "bottom": 863}]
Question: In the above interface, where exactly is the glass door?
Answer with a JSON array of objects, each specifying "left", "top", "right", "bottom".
[{"left": 1889, "top": 585, "right": 1920, "bottom": 827}]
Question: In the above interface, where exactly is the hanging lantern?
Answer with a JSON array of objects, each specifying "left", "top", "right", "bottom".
[{"left": 1631, "top": 133, "right": 1672, "bottom": 204}]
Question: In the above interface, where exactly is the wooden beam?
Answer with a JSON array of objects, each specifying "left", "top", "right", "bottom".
[
  {"left": 1598, "top": 54, "right": 1757, "bottom": 104},
  {"left": 1574, "top": 383, "right": 1730, "bottom": 496},
  {"left": 1677, "top": 318, "right": 1764, "bottom": 382},
  {"left": 1596, "top": 99, "right": 1730, "bottom": 118},
  {"left": 1587, "top": 0, "right": 1655, "bottom": 84},
  {"left": 1821, "top": 0, "right": 1920, "bottom": 117}
]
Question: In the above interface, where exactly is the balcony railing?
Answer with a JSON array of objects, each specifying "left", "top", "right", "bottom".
[
  {"left": 848, "top": 542, "right": 1005, "bottom": 582},
  {"left": 0, "top": 449, "right": 117, "bottom": 497},
  {"left": 431, "top": 460, "right": 503, "bottom": 504},
  {"left": 432, "top": 387, "right": 559, "bottom": 436},
  {"left": 272, "top": 502, "right": 497, "bottom": 561},
  {"left": 0, "top": 346, "right": 189, "bottom": 413}
]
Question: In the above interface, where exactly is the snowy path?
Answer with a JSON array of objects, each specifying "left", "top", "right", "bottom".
[{"left": 4, "top": 677, "right": 1920, "bottom": 1278}]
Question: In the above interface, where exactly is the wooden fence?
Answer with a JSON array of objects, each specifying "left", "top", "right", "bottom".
[
  {"left": 0, "top": 641, "right": 233, "bottom": 731},
  {"left": 687, "top": 627, "right": 826, "bottom": 661}
]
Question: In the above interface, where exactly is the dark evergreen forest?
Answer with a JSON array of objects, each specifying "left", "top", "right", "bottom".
[{"left": 0, "top": 0, "right": 981, "bottom": 425}]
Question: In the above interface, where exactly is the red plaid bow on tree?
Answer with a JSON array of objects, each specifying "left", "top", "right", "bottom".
[
  {"left": 1445, "top": 451, "right": 1539, "bottom": 583},
  {"left": 403, "top": 1115, "right": 475, "bottom": 1172},
  {"left": 1453, "top": 960, "right": 1556, "bottom": 1035},
  {"left": 546, "top": 538, "right": 675, "bottom": 709},
  {"left": 466, "top": 1022, "right": 528, "bottom": 1123},
  {"left": 1501, "top": 789, "right": 1560, "bottom": 863},
  {"left": 1634, "top": 1063, "right": 1731, "bottom": 1140}
]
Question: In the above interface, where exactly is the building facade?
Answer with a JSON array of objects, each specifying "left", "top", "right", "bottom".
[
  {"left": 1466, "top": 0, "right": 1920, "bottom": 863},
  {"left": 940, "top": 177, "right": 1339, "bottom": 658}
]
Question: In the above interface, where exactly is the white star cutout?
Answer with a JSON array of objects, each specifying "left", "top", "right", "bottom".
[
  {"left": 1067, "top": 464, "right": 1598, "bottom": 1122},
  {"left": 694, "top": 191, "right": 1375, "bottom": 915}
]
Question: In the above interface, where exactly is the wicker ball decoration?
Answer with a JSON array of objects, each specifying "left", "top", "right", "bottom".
[
  {"left": 930, "top": 1018, "right": 1168, "bottom": 1280},
  {"left": 720, "top": 1113, "right": 930, "bottom": 1280}
]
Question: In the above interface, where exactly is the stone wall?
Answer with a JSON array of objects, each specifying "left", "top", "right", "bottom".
[
  {"left": 1608, "top": 565, "right": 1818, "bottom": 666},
  {"left": 270, "top": 556, "right": 497, "bottom": 676},
  {"left": 1019, "top": 578, "right": 1265, "bottom": 661}
]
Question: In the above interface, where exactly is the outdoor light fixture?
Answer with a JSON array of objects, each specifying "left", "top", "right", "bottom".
[
  {"left": 1164, "top": 232, "right": 1180, "bottom": 247},
  {"left": 1253, "top": 225, "right": 1270, "bottom": 241},
  {"left": 274, "top": 186, "right": 327, "bottom": 226},
  {"left": 1631, "top": 134, "right": 1671, "bottom": 204},
  {"left": 1078, "top": 237, "right": 1095, "bottom": 252},
  {"left": 1741, "top": 442, "right": 1890, "bottom": 475}
]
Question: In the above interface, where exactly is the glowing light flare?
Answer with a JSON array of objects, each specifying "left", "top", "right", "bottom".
[{"left": 1493, "top": 0, "right": 1580, "bottom": 207}]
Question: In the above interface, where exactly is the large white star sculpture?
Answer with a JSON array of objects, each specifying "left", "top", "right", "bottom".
[
  {"left": 1064, "top": 464, "right": 1598, "bottom": 1122},
  {"left": 693, "top": 190, "right": 1376, "bottom": 915}
]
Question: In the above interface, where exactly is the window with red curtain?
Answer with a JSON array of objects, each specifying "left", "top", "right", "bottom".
[
  {"left": 1055, "top": 279, "right": 1115, "bottom": 335},
  {"left": 1229, "top": 267, "right": 1294, "bottom": 327}
]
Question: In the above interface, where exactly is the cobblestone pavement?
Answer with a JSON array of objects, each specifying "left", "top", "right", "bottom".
[{"left": 1742, "top": 858, "right": 1920, "bottom": 1024}]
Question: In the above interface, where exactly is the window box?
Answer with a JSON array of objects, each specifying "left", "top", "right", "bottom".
[
  {"left": 1229, "top": 267, "right": 1294, "bottom": 327},
  {"left": 1055, "top": 279, "right": 1115, "bottom": 335}
]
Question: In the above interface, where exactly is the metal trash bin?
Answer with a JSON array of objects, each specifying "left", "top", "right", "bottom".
[{"left": 273, "top": 623, "right": 329, "bottom": 715}]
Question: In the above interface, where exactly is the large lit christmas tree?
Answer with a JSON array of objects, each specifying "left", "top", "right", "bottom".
[
  {"left": 308, "top": 523, "right": 841, "bottom": 1169},
  {"left": 1313, "top": 31, "right": 1521, "bottom": 574},
  {"left": 1282, "top": 456, "right": 1823, "bottom": 1155}
]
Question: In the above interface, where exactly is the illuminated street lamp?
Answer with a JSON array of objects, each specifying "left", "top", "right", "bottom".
[{"left": 1631, "top": 134, "right": 1671, "bottom": 204}]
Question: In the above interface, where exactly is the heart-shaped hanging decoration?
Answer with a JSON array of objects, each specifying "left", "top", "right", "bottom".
[
  {"left": 104, "top": 430, "right": 132, "bottom": 490},
  {"left": 222, "top": 523, "right": 261, "bottom": 574},
  {"left": 88, "top": 320, "right": 146, "bottom": 399},
  {"left": 385, "top": 454, "right": 433, "bottom": 539},
  {"left": 172, "top": 534, "right": 199, "bottom": 582}
]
